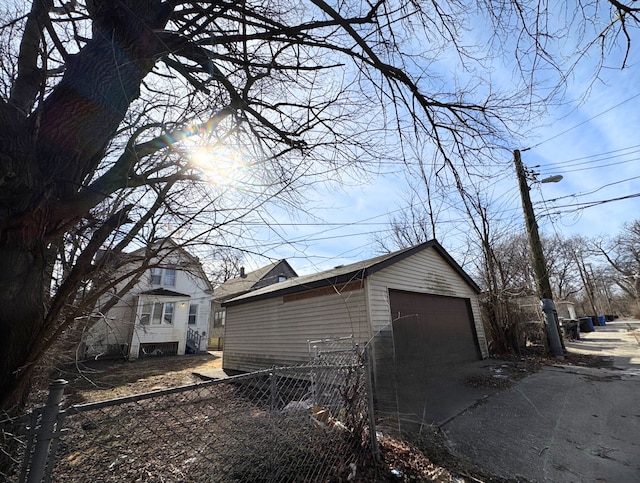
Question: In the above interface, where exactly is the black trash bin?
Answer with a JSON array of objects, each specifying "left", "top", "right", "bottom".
[{"left": 579, "top": 317, "right": 594, "bottom": 332}]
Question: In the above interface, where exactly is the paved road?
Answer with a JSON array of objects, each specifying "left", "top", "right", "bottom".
[{"left": 443, "top": 321, "right": 640, "bottom": 482}]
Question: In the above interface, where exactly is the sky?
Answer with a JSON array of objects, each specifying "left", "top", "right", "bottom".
[{"left": 204, "top": 6, "right": 640, "bottom": 278}]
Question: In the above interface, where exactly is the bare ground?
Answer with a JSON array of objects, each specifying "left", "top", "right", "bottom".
[
  {"left": 26, "top": 350, "right": 608, "bottom": 482},
  {"left": 43, "top": 352, "right": 223, "bottom": 406}
]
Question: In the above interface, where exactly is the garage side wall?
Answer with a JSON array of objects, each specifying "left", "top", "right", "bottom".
[
  {"left": 223, "top": 288, "right": 370, "bottom": 373},
  {"left": 366, "top": 248, "right": 488, "bottom": 358}
]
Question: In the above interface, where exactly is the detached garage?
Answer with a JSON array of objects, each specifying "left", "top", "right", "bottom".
[{"left": 222, "top": 240, "right": 488, "bottom": 379}]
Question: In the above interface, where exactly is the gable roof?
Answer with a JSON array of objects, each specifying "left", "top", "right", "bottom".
[
  {"left": 127, "top": 238, "right": 214, "bottom": 292},
  {"left": 224, "top": 240, "right": 479, "bottom": 307},
  {"left": 213, "top": 259, "right": 296, "bottom": 302}
]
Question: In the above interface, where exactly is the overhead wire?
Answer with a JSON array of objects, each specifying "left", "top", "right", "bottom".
[
  {"left": 528, "top": 92, "right": 640, "bottom": 150},
  {"left": 535, "top": 175, "right": 640, "bottom": 204}
]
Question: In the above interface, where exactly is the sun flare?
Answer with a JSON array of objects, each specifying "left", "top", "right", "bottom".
[{"left": 190, "top": 146, "right": 248, "bottom": 187}]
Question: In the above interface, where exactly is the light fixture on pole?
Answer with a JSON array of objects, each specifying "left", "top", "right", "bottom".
[
  {"left": 540, "top": 175, "right": 563, "bottom": 184},
  {"left": 513, "top": 149, "right": 564, "bottom": 358}
]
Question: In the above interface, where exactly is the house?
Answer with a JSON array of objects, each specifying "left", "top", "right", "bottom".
[
  {"left": 84, "top": 239, "right": 213, "bottom": 360},
  {"left": 208, "top": 260, "right": 298, "bottom": 350},
  {"left": 222, "top": 240, "right": 489, "bottom": 377}
]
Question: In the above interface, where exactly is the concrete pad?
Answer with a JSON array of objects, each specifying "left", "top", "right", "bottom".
[
  {"left": 192, "top": 368, "right": 230, "bottom": 380},
  {"left": 444, "top": 366, "right": 640, "bottom": 482},
  {"left": 567, "top": 321, "right": 640, "bottom": 371},
  {"left": 443, "top": 323, "right": 640, "bottom": 482},
  {"left": 398, "top": 360, "right": 504, "bottom": 426}
]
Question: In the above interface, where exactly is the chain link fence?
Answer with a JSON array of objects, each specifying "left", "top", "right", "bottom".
[{"left": 1, "top": 351, "right": 377, "bottom": 482}]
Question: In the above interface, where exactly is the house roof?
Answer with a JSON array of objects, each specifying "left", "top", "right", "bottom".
[
  {"left": 128, "top": 238, "right": 214, "bottom": 292},
  {"left": 139, "top": 288, "right": 191, "bottom": 297},
  {"left": 223, "top": 240, "right": 480, "bottom": 307},
  {"left": 213, "top": 260, "right": 294, "bottom": 302}
]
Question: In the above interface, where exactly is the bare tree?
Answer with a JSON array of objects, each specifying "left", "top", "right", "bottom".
[
  {"left": 0, "top": 0, "right": 537, "bottom": 410},
  {"left": 594, "top": 221, "right": 640, "bottom": 315}
]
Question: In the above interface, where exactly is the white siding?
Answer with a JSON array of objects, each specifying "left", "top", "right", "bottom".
[
  {"left": 83, "top": 301, "right": 135, "bottom": 357},
  {"left": 223, "top": 288, "right": 370, "bottom": 372},
  {"left": 366, "top": 247, "right": 488, "bottom": 358},
  {"left": 85, "top": 247, "right": 212, "bottom": 359},
  {"left": 129, "top": 297, "right": 191, "bottom": 359}
]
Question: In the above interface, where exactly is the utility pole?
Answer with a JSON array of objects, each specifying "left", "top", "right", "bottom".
[{"left": 514, "top": 149, "right": 564, "bottom": 358}]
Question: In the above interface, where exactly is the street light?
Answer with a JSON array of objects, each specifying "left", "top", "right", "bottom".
[
  {"left": 541, "top": 175, "right": 563, "bottom": 184},
  {"left": 513, "top": 149, "right": 565, "bottom": 358}
]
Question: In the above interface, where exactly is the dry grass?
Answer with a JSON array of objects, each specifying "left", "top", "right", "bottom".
[{"left": 52, "top": 353, "right": 222, "bottom": 405}]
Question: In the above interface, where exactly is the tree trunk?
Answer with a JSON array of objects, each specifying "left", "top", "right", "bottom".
[
  {"left": 0, "top": 2, "right": 175, "bottom": 411},
  {"left": 0, "top": 244, "right": 47, "bottom": 410}
]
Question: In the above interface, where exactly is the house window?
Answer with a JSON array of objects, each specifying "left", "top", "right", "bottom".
[
  {"left": 278, "top": 275, "right": 287, "bottom": 282},
  {"left": 163, "top": 269, "right": 176, "bottom": 287},
  {"left": 150, "top": 268, "right": 162, "bottom": 285},
  {"left": 188, "top": 304, "right": 198, "bottom": 325},
  {"left": 140, "top": 303, "right": 153, "bottom": 325},
  {"left": 163, "top": 303, "right": 174, "bottom": 324},
  {"left": 151, "top": 302, "right": 163, "bottom": 324},
  {"left": 140, "top": 302, "right": 175, "bottom": 325},
  {"left": 150, "top": 268, "right": 177, "bottom": 287},
  {"left": 213, "top": 310, "right": 226, "bottom": 328}
]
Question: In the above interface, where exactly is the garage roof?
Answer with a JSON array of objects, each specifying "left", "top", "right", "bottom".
[{"left": 223, "top": 240, "right": 480, "bottom": 307}]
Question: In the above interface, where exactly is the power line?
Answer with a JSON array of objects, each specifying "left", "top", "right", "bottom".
[
  {"left": 540, "top": 144, "right": 640, "bottom": 167},
  {"left": 539, "top": 157, "right": 638, "bottom": 175},
  {"left": 529, "top": 92, "right": 640, "bottom": 149},
  {"left": 534, "top": 175, "right": 640, "bottom": 205},
  {"left": 542, "top": 191, "right": 640, "bottom": 215}
]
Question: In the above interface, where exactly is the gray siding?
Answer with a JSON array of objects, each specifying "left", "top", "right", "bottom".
[
  {"left": 223, "top": 288, "right": 370, "bottom": 372},
  {"left": 366, "top": 248, "right": 488, "bottom": 358}
]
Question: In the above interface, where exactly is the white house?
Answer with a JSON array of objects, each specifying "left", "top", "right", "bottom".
[{"left": 84, "top": 239, "right": 213, "bottom": 360}]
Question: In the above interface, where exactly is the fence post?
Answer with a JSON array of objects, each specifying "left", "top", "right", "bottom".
[
  {"left": 269, "top": 371, "right": 277, "bottom": 412},
  {"left": 363, "top": 347, "right": 380, "bottom": 462},
  {"left": 26, "top": 379, "right": 67, "bottom": 483}
]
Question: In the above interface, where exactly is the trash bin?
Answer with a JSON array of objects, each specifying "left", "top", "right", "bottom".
[
  {"left": 562, "top": 319, "right": 580, "bottom": 340},
  {"left": 579, "top": 317, "right": 594, "bottom": 332},
  {"left": 588, "top": 315, "right": 601, "bottom": 326},
  {"left": 597, "top": 315, "right": 606, "bottom": 326}
]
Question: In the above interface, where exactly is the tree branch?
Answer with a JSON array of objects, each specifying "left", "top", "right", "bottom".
[{"left": 9, "top": 0, "right": 53, "bottom": 118}]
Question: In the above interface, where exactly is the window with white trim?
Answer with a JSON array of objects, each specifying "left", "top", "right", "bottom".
[
  {"left": 188, "top": 304, "right": 198, "bottom": 325},
  {"left": 140, "top": 302, "right": 175, "bottom": 325},
  {"left": 150, "top": 268, "right": 162, "bottom": 285},
  {"left": 150, "top": 268, "right": 177, "bottom": 287},
  {"left": 163, "top": 269, "right": 176, "bottom": 287}
]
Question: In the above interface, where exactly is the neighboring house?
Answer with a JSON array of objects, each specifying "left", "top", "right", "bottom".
[
  {"left": 84, "top": 239, "right": 213, "bottom": 360},
  {"left": 222, "top": 240, "right": 489, "bottom": 381},
  {"left": 208, "top": 260, "right": 298, "bottom": 350}
]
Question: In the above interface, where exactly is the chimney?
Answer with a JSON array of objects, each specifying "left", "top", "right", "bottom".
[{"left": 240, "top": 266, "right": 246, "bottom": 278}]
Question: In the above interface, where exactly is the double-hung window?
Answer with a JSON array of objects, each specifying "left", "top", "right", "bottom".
[
  {"left": 188, "top": 304, "right": 198, "bottom": 325},
  {"left": 150, "top": 268, "right": 162, "bottom": 285},
  {"left": 150, "top": 268, "right": 177, "bottom": 287},
  {"left": 163, "top": 269, "right": 176, "bottom": 287},
  {"left": 213, "top": 310, "right": 226, "bottom": 328}
]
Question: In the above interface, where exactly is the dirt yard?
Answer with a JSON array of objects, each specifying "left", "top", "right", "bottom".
[
  {"left": 51, "top": 352, "right": 223, "bottom": 405},
  {"left": 31, "top": 350, "right": 608, "bottom": 483}
]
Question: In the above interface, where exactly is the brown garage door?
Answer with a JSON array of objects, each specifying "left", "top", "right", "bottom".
[{"left": 389, "top": 290, "right": 481, "bottom": 366}]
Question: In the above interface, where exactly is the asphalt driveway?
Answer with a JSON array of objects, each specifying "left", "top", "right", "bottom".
[{"left": 442, "top": 321, "right": 640, "bottom": 482}]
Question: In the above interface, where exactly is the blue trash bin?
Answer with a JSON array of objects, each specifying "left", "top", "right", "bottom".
[{"left": 598, "top": 315, "right": 606, "bottom": 326}]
